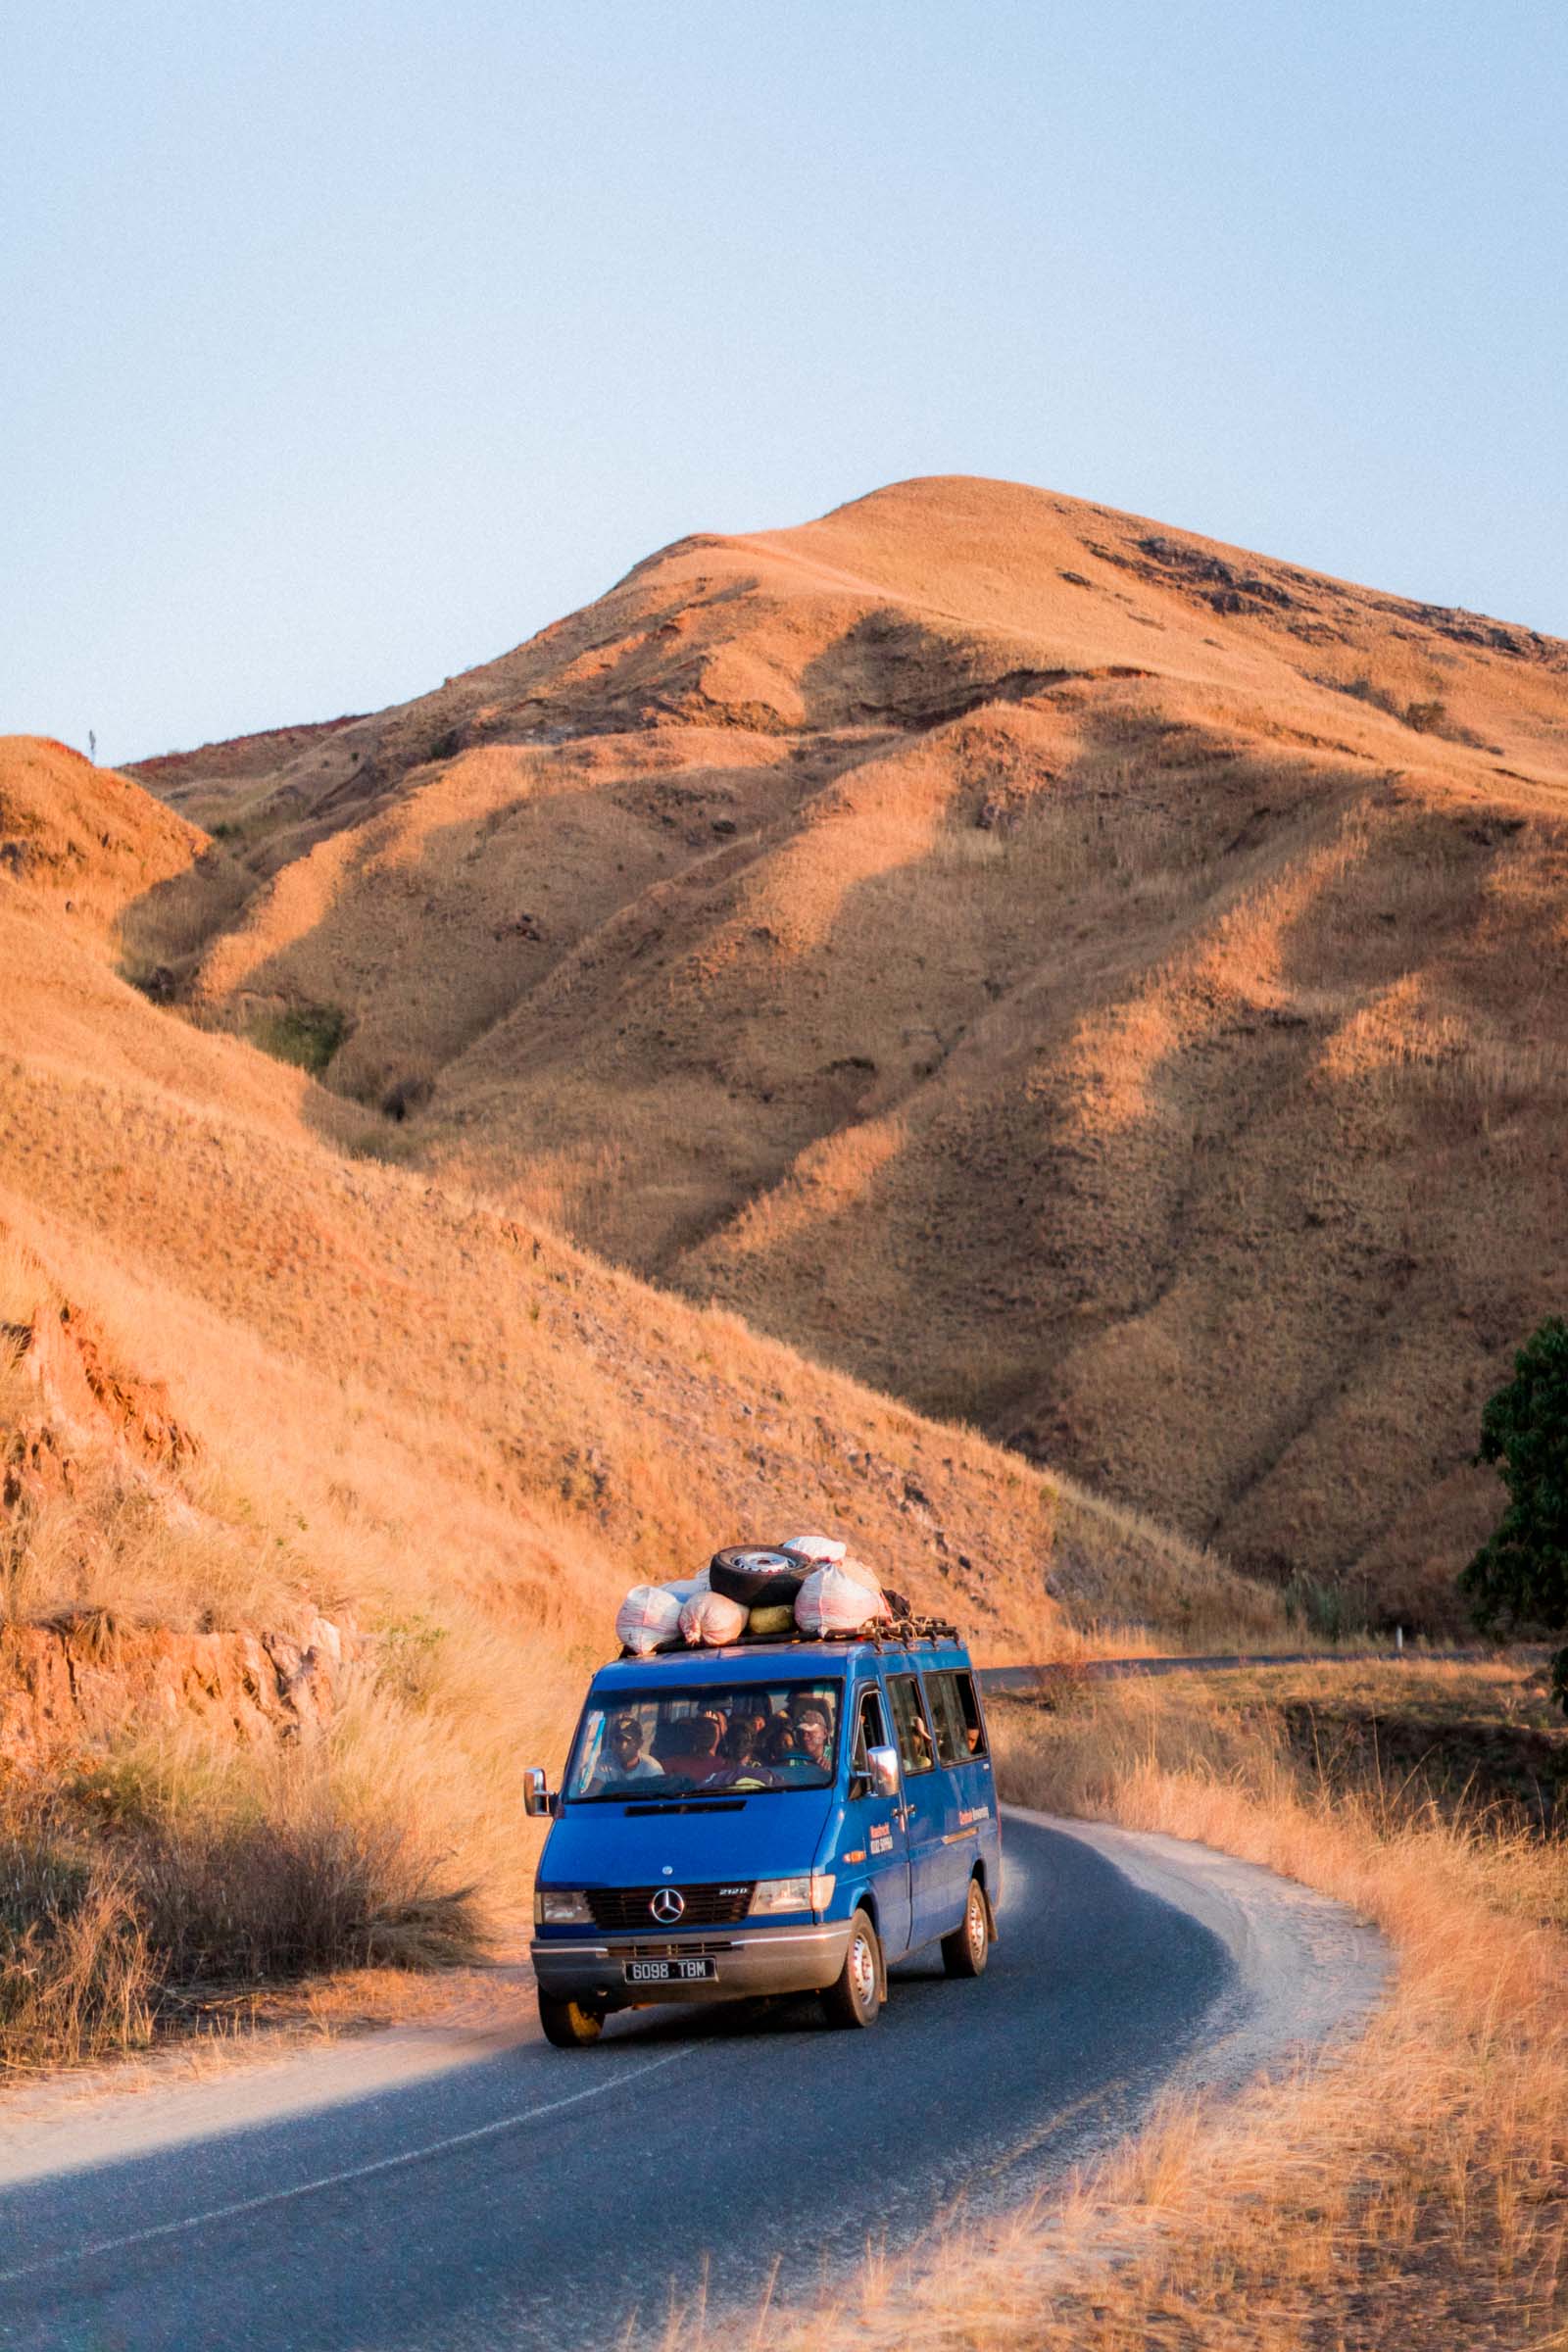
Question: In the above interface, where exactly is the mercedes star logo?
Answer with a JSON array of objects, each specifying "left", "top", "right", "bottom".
[{"left": 650, "top": 1887, "right": 685, "bottom": 1924}]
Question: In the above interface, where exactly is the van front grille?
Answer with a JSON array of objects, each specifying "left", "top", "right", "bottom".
[
  {"left": 586, "top": 1884, "right": 754, "bottom": 1931},
  {"left": 621, "top": 1939, "right": 736, "bottom": 1959}
]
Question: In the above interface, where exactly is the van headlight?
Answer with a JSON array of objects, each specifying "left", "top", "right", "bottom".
[
  {"left": 749, "top": 1874, "right": 835, "bottom": 1917},
  {"left": 534, "top": 1888, "right": 592, "bottom": 1926}
]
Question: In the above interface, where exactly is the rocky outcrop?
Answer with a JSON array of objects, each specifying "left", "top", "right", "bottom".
[
  {"left": 7, "top": 1303, "right": 199, "bottom": 1480},
  {"left": 0, "top": 1609, "right": 362, "bottom": 1773},
  {"left": 1, "top": 1273, "right": 366, "bottom": 1775}
]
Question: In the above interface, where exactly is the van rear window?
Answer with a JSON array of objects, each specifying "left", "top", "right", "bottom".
[{"left": 924, "top": 1668, "right": 987, "bottom": 1765}]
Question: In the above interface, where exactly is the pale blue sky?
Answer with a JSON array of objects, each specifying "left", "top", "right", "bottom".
[{"left": 6, "top": 1, "right": 1564, "bottom": 764}]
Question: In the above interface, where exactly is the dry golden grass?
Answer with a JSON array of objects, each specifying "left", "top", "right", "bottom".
[
  {"left": 1, "top": 739, "right": 1283, "bottom": 2068},
  {"left": 1, "top": 1736, "right": 489, "bottom": 2072},
  {"left": 731, "top": 1665, "right": 1568, "bottom": 2352}
]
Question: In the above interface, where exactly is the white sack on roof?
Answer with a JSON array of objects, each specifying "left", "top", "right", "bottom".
[
  {"left": 794, "top": 1563, "right": 890, "bottom": 1637},
  {"left": 837, "top": 1554, "right": 882, "bottom": 1594},
  {"left": 777, "top": 1532, "right": 847, "bottom": 1566},
  {"left": 679, "top": 1590, "right": 749, "bottom": 1647},
  {"left": 615, "top": 1584, "right": 686, "bottom": 1656}
]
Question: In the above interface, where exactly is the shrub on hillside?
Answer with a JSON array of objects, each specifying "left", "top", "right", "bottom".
[
  {"left": 1328, "top": 673, "right": 1484, "bottom": 747},
  {"left": 249, "top": 1004, "right": 349, "bottom": 1076},
  {"left": 0, "top": 1810, "right": 154, "bottom": 2067},
  {"left": 1283, "top": 1575, "right": 1362, "bottom": 1642},
  {"left": 1461, "top": 1317, "right": 1568, "bottom": 1715},
  {"left": 134, "top": 1794, "right": 483, "bottom": 1981},
  {"left": 2, "top": 1749, "right": 485, "bottom": 2072}
]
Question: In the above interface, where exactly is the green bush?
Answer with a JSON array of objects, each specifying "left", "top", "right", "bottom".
[
  {"left": 1462, "top": 1318, "right": 1568, "bottom": 1714},
  {"left": 1283, "top": 1576, "right": 1358, "bottom": 1642},
  {"left": 1402, "top": 698, "right": 1447, "bottom": 734},
  {"left": 249, "top": 1004, "right": 349, "bottom": 1076}
]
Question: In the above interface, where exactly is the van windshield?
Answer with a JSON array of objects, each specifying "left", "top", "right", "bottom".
[{"left": 566, "top": 1681, "right": 843, "bottom": 1801}]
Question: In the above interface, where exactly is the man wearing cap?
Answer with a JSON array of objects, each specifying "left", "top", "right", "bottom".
[
  {"left": 790, "top": 1697, "right": 835, "bottom": 1775},
  {"left": 591, "top": 1712, "right": 664, "bottom": 1791}
]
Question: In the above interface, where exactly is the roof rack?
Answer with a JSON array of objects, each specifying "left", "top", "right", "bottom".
[
  {"left": 869, "top": 1613, "right": 962, "bottom": 1647},
  {"left": 617, "top": 1614, "right": 963, "bottom": 1663}
]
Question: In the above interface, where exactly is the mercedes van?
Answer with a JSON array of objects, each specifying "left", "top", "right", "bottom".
[{"left": 525, "top": 1625, "right": 1001, "bottom": 2045}]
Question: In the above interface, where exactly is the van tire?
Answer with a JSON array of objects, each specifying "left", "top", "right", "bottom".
[
  {"left": 538, "top": 1992, "right": 606, "bottom": 2048},
  {"left": 821, "top": 1909, "right": 883, "bottom": 2030},
  {"left": 942, "top": 1876, "right": 990, "bottom": 1979}
]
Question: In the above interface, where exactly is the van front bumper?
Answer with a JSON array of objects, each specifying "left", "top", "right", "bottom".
[{"left": 530, "top": 1922, "right": 851, "bottom": 2009}]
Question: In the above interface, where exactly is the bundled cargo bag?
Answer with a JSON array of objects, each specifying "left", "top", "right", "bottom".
[
  {"left": 709, "top": 1545, "right": 804, "bottom": 1608},
  {"left": 794, "top": 1563, "right": 890, "bottom": 1637},
  {"left": 837, "top": 1554, "right": 882, "bottom": 1594},
  {"left": 679, "top": 1590, "right": 749, "bottom": 1647},
  {"left": 746, "top": 1600, "right": 796, "bottom": 1638},
  {"left": 615, "top": 1583, "right": 686, "bottom": 1656},
  {"left": 776, "top": 1532, "right": 846, "bottom": 1567}
]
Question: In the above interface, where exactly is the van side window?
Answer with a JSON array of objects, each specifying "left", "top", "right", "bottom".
[
  {"left": 855, "top": 1688, "right": 888, "bottom": 1770},
  {"left": 952, "top": 1670, "right": 987, "bottom": 1758},
  {"left": 923, "top": 1672, "right": 964, "bottom": 1768},
  {"left": 925, "top": 1669, "right": 988, "bottom": 1765},
  {"left": 887, "top": 1674, "right": 935, "bottom": 1775}
]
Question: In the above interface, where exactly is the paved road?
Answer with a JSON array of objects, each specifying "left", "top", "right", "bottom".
[
  {"left": 977, "top": 1645, "right": 1488, "bottom": 1693},
  {"left": 0, "top": 1815, "right": 1387, "bottom": 2351}
]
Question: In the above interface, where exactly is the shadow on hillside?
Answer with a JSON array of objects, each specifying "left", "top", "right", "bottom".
[{"left": 116, "top": 631, "right": 1568, "bottom": 1639}]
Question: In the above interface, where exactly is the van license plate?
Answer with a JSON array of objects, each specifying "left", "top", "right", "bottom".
[{"left": 624, "top": 1957, "right": 716, "bottom": 1984}]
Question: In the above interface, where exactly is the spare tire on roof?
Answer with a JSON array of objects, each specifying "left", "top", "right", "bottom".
[{"left": 709, "top": 1545, "right": 804, "bottom": 1607}]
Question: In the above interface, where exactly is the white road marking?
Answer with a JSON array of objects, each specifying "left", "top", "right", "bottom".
[{"left": 0, "top": 2045, "right": 693, "bottom": 2288}]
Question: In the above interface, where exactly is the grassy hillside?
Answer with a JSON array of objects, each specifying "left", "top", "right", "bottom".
[
  {"left": 773, "top": 1654, "right": 1567, "bottom": 2351},
  {"left": 1, "top": 732, "right": 1278, "bottom": 2059},
  {"left": 125, "top": 476, "right": 1568, "bottom": 1631}
]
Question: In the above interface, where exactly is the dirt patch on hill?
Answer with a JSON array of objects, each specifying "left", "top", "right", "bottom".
[{"left": 0, "top": 1611, "right": 360, "bottom": 1773}]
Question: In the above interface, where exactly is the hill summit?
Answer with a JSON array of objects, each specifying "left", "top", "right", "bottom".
[{"left": 128, "top": 474, "right": 1568, "bottom": 1629}]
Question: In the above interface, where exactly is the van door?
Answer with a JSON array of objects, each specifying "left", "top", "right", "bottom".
[
  {"left": 885, "top": 1671, "right": 948, "bottom": 1948},
  {"left": 840, "top": 1682, "right": 912, "bottom": 1960}
]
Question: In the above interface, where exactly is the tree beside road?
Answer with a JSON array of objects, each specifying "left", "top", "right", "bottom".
[{"left": 1462, "top": 1318, "right": 1568, "bottom": 1715}]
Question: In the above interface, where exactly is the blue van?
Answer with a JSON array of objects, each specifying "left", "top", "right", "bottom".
[{"left": 525, "top": 1624, "right": 1001, "bottom": 2045}]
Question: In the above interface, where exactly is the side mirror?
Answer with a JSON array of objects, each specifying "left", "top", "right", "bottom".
[
  {"left": 523, "top": 1767, "right": 555, "bottom": 1819},
  {"left": 866, "top": 1744, "right": 900, "bottom": 1801}
]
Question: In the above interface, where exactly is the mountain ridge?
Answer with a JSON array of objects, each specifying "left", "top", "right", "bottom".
[{"left": 121, "top": 474, "right": 1568, "bottom": 1628}]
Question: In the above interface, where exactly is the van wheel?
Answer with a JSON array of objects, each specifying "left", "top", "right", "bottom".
[
  {"left": 821, "top": 1909, "right": 883, "bottom": 2030},
  {"left": 942, "top": 1877, "right": 990, "bottom": 1979},
  {"left": 538, "top": 1993, "right": 606, "bottom": 2048}
]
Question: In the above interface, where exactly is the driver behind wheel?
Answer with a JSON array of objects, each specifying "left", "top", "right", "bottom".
[{"left": 591, "top": 1712, "right": 664, "bottom": 1790}]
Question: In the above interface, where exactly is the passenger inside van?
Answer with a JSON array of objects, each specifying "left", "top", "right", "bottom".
[
  {"left": 568, "top": 1684, "right": 842, "bottom": 1798},
  {"left": 658, "top": 1714, "right": 723, "bottom": 1781},
  {"left": 791, "top": 1700, "right": 832, "bottom": 1770},
  {"left": 586, "top": 1713, "right": 664, "bottom": 1792}
]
